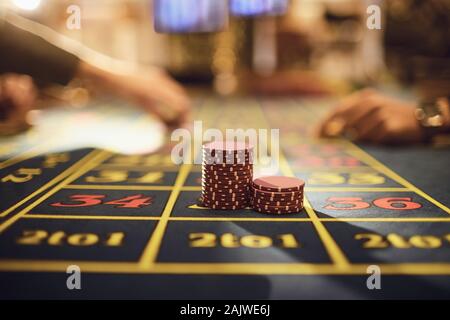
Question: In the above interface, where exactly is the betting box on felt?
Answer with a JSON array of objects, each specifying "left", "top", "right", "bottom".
[{"left": 0, "top": 97, "right": 449, "bottom": 299}]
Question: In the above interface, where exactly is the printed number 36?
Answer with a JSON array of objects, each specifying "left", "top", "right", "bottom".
[{"left": 325, "top": 197, "right": 422, "bottom": 210}]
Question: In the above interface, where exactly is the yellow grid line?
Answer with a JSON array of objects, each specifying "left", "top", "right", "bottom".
[
  {"left": 181, "top": 186, "right": 203, "bottom": 191},
  {"left": 62, "top": 185, "right": 411, "bottom": 193},
  {"left": 305, "top": 187, "right": 409, "bottom": 192},
  {"left": 23, "top": 214, "right": 160, "bottom": 221},
  {"left": 92, "top": 164, "right": 180, "bottom": 171},
  {"left": 290, "top": 166, "right": 379, "bottom": 172},
  {"left": 279, "top": 152, "right": 351, "bottom": 268},
  {"left": 64, "top": 184, "right": 175, "bottom": 191},
  {"left": 0, "top": 143, "right": 51, "bottom": 170},
  {"left": 1, "top": 96, "right": 449, "bottom": 275},
  {"left": 20, "top": 214, "right": 450, "bottom": 223},
  {"left": 253, "top": 98, "right": 352, "bottom": 268},
  {"left": 134, "top": 97, "right": 212, "bottom": 270},
  {"left": 1, "top": 260, "right": 449, "bottom": 275},
  {"left": 0, "top": 152, "right": 96, "bottom": 218},
  {"left": 182, "top": 186, "right": 412, "bottom": 192},
  {"left": 0, "top": 150, "right": 112, "bottom": 234},
  {"left": 151, "top": 263, "right": 450, "bottom": 275},
  {"left": 138, "top": 164, "right": 192, "bottom": 269},
  {"left": 299, "top": 99, "right": 450, "bottom": 217},
  {"left": 344, "top": 142, "right": 450, "bottom": 215}
]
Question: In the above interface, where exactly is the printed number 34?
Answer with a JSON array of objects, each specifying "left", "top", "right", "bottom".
[{"left": 51, "top": 194, "right": 152, "bottom": 209}]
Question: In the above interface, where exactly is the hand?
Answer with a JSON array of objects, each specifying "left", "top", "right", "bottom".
[
  {"left": 317, "top": 89, "right": 425, "bottom": 144},
  {"left": 0, "top": 74, "right": 37, "bottom": 135},
  {"left": 110, "top": 68, "right": 191, "bottom": 127},
  {"left": 78, "top": 62, "right": 191, "bottom": 128}
]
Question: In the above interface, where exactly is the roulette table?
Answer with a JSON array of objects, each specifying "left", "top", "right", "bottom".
[{"left": 0, "top": 96, "right": 449, "bottom": 299}]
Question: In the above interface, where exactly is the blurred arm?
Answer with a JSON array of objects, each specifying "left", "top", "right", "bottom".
[
  {"left": 317, "top": 89, "right": 450, "bottom": 145},
  {"left": 0, "top": 20, "right": 80, "bottom": 87},
  {"left": 0, "top": 13, "right": 190, "bottom": 127}
]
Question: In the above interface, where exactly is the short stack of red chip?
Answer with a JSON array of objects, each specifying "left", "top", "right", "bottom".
[
  {"left": 200, "top": 141, "right": 254, "bottom": 210},
  {"left": 251, "top": 176, "right": 305, "bottom": 214}
]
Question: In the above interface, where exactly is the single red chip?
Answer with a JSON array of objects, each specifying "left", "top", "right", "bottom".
[
  {"left": 252, "top": 203, "right": 304, "bottom": 215},
  {"left": 202, "top": 187, "right": 249, "bottom": 195},
  {"left": 203, "top": 167, "right": 252, "bottom": 175},
  {"left": 203, "top": 156, "right": 253, "bottom": 166},
  {"left": 202, "top": 149, "right": 253, "bottom": 157},
  {"left": 202, "top": 181, "right": 251, "bottom": 190},
  {"left": 201, "top": 178, "right": 252, "bottom": 187},
  {"left": 251, "top": 188, "right": 303, "bottom": 200},
  {"left": 202, "top": 168, "right": 253, "bottom": 177},
  {"left": 203, "top": 141, "right": 254, "bottom": 153},
  {"left": 203, "top": 194, "right": 248, "bottom": 202},
  {"left": 201, "top": 197, "right": 248, "bottom": 207},
  {"left": 201, "top": 201, "right": 249, "bottom": 210},
  {"left": 252, "top": 176, "right": 305, "bottom": 193},
  {"left": 202, "top": 164, "right": 253, "bottom": 172},
  {"left": 201, "top": 173, "right": 245, "bottom": 181},
  {"left": 252, "top": 198, "right": 303, "bottom": 207},
  {"left": 202, "top": 184, "right": 250, "bottom": 192},
  {"left": 211, "top": 163, "right": 253, "bottom": 169}
]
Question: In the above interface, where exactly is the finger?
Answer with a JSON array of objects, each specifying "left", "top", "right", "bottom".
[
  {"left": 353, "top": 117, "right": 384, "bottom": 142},
  {"left": 4, "top": 75, "right": 36, "bottom": 119},
  {"left": 345, "top": 104, "right": 382, "bottom": 139},
  {"left": 169, "top": 104, "right": 190, "bottom": 127},
  {"left": 157, "top": 87, "right": 191, "bottom": 117},
  {"left": 2, "top": 77, "right": 25, "bottom": 119},
  {"left": 318, "top": 117, "right": 346, "bottom": 138},
  {"left": 318, "top": 90, "right": 370, "bottom": 137},
  {"left": 364, "top": 118, "right": 391, "bottom": 144},
  {"left": 317, "top": 99, "right": 353, "bottom": 137},
  {"left": 162, "top": 77, "right": 188, "bottom": 97},
  {"left": 153, "top": 69, "right": 187, "bottom": 96},
  {"left": 318, "top": 89, "right": 380, "bottom": 138},
  {"left": 333, "top": 89, "right": 376, "bottom": 114},
  {"left": 342, "top": 98, "right": 382, "bottom": 131},
  {"left": 146, "top": 95, "right": 188, "bottom": 127},
  {"left": 15, "top": 75, "right": 36, "bottom": 112}
]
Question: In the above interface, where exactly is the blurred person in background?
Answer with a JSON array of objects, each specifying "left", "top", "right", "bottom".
[
  {"left": 245, "top": 0, "right": 450, "bottom": 145},
  {"left": 318, "top": 0, "right": 450, "bottom": 144},
  {"left": 0, "top": 14, "right": 190, "bottom": 135}
]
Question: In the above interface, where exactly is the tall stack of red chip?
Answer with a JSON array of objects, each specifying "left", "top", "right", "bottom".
[
  {"left": 251, "top": 176, "right": 305, "bottom": 214},
  {"left": 200, "top": 141, "right": 254, "bottom": 210}
]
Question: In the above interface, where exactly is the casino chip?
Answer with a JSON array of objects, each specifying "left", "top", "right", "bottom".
[
  {"left": 252, "top": 176, "right": 305, "bottom": 192},
  {"left": 253, "top": 204, "right": 304, "bottom": 215},
  {"left": 250, "top": 176, "right": 305, "bottom": 214},
  {"left": 201, "top": 141, "right": 253, "bottom": 210},
  {"left": 202, "top": 141, "right": 254, "bottom": 165},
  {"left": 200, "top": 143, "right": 306, "bottom": 214}
]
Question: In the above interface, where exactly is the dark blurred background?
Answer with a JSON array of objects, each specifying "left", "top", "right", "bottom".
[{"left": 1, "top": 0, "right": 447, "bottom": 98}]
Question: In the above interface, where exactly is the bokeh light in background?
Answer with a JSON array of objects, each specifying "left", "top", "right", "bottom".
[
  {"left": 154, "top": 0, "right": 228, "bottom": 33},
  {"left": 11, "top": 0, "right": 41, "bottom": 11},
  {"left": 230, "top": 0, "right": 289, "bottom": 17}
]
